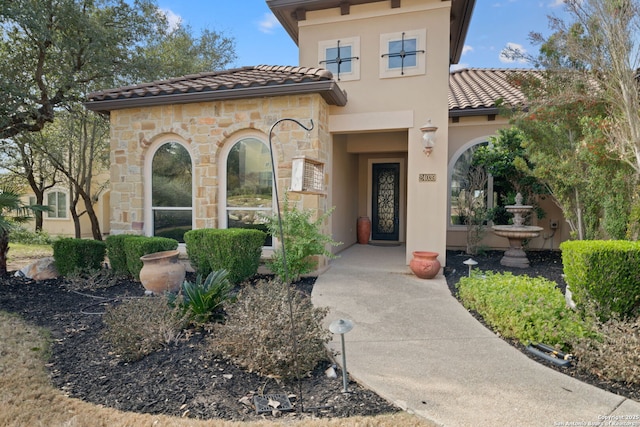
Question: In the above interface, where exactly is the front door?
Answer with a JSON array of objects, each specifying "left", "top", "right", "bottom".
[{"left": 371, "top": 163, "right": 400, "bottom": 241}]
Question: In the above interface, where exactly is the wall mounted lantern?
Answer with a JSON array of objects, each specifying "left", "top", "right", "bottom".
[{"left": 420, "top": 120, "right": 438, "bottom": 156}]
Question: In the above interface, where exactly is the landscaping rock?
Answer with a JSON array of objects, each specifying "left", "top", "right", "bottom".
[{"left": 15, "top": 257, "right": 59, "bottom": 281}]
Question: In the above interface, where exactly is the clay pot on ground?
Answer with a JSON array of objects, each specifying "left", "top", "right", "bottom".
[
  {"left": 357, "top": 216, "right": 371, "bottom": 244},
  {"left": 139, "top": 250, "right": 185, "bottom": 294},
  {"left": 409, "top": 251, "right": 441, "bottom": 279}
]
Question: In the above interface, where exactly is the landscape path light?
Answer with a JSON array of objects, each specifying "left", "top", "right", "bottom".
[
  {"left": 329, "top": 318, "right": 354, "bottom": 393},
  {"left": 463, "top": 258, "right": 478, "bottom": 277}
]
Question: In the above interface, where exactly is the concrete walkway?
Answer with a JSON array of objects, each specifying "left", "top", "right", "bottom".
[{"left": 312, "top": 244, "right": 640, "bottom": 427}]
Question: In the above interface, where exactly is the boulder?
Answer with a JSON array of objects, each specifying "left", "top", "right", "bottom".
[{"left": 15, "top": 257, "right": 59, "bottom": 281}]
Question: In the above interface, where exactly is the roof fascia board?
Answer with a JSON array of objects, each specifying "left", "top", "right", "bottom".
[
  {"left": 85, "top": 81, "right": 347, "bottom": 113},
  {"left": 449, "top": 107, "right": 500, "bottom": 117}
]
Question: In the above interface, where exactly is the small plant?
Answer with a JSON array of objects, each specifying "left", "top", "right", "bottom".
[
  {"left": 210, "top": 279, "right": 331, "bottom": 380},
  {"left": 64, "top": 268, "right": 118, "bottom": 291},
  {"left": 174, "top": 270, "right": 234, "bottom": 325},
  {"left": 572, "top": 315, "right": 640, "bottom": 385},
  {"left": 8, "top": 227, "right": 54, "bottom": 245},
  {"left": 264, "top": 195, "right": 341, "bottom": 283},
  {"left": 102, "top": 296, "right": 186, "bottom": 362}
]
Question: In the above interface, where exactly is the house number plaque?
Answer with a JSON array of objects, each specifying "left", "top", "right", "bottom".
[{"left": 419, "top": 173, "right": 436, "bottom": 182}]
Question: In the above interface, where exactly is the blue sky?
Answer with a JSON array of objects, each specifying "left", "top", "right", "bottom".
[{"left": 157, "top": 0, "right": 570, "bottom": 70}]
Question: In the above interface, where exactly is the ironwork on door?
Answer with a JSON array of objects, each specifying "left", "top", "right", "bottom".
[{"left": 371, "top": 163, "right": 400, "bottom": 241}]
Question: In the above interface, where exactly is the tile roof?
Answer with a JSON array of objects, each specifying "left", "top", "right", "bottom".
[
  {"left": 86, "top": 65, "right": 534, "bottom": 119},
  {"left": 449, "top": 68, "right": 536, "bottom": 117},
  {"left": 85, "top": 65, "right": 347, "bottom": 113}
]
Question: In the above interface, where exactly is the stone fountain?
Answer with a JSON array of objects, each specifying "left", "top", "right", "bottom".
[{"left": 491, "top": 193, "right": 543, "bottom": 268}]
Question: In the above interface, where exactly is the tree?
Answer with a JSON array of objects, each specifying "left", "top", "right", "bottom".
[
  {"left": 137, "top": 24, "right": 236, "bottom": 81},
  {"left": 501, "top": 0, "right": 640, "bottom": 239},
  {"left": 34, "top": 106, "right": 110, "bottom": 240},
  {"left": 0, "top": 185, "right": 46, "bottom": 276},
  {"left": 0, "top": 133, "right": 58, "bottom": 231},
  {"left": 0, "top": 0, "right": 236, "bottom": 238},
  {"left": 0, "top": 0, "right": 166, "bottom": 140}
]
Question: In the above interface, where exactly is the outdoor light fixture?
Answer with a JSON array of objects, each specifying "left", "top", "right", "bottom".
[
  {"left": 329, "top": 318, "right": 354, "bottom": 393},
  {"left": 463, "top": 258, "right": 478, "bottom": 277},
  {"left": 420, "top": 120, "right": 438, "bottom": 156}
]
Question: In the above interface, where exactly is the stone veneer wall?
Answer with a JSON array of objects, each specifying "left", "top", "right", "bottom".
[{"left": 108, "top": 94, "right": 332, "bottom": 254}]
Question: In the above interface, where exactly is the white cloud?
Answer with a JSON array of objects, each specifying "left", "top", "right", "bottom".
[
  {"left": 462, "top": 45, "right": 474, "bottom": 56},
  {"left": 160, "top": 8, "right": 182, "bottom": 31},
  {"left": 499, "top": 42, "right": 527, "bottom": 63},
  {"left": 549, "top": 0, "right": 566, "bottom": 7},
  {"left": 258, "top": 13, "right": 280, "bottom": 34}
]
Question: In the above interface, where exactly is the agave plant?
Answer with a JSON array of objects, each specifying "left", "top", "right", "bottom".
[{"left": 177, "top": 270, "right": 234, "bottom": 324}]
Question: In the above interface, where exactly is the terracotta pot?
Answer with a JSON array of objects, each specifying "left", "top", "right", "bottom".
[
  {"left": 139, "top": 250, "right": 185, "bottom": 294},
  {"left": 357, "top": 216, "right": 371, "bottom": 244},
  {"left": 409, "top": 251, "right": 441, "bottom": 279}
]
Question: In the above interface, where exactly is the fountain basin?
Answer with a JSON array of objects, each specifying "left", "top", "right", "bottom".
[{"left": 492, "top": 225, "right": 543, "bottom": 268}]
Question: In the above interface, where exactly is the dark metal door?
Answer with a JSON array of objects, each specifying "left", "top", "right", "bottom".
[{"left": 371, "top": 163, "right": 400, "bottom": 241}]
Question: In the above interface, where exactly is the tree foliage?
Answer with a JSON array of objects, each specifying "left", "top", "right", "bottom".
[
  {"left": 0, "top": 0, "right": 236, "bottom": 237},
  {"left": 0, "top": 0, "right": 165, "bottom": 139},
  {"left": 502, "top": 0, "right": 640, "bottom": 239}
]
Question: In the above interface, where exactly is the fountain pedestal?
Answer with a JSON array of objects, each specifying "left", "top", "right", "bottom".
[{"left": 491, "top": 193, "right": 542, "bottom": 269}]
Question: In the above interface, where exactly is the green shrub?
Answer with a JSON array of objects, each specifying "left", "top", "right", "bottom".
[
  {"left": 105, "top": 234, "right": 139, "bottom": 276},
  {"left": 210, "top": 279, "right": 331, "bottom": 380},
  {"left": 183, "top": 229, "right": 210, "bottom": 276},
  {"left": 52, "top": 238, "right": 106, "bottom": 276},
  {"left": 561, "top": 240, "right": 640, "bottom": 320},
  {"left": 102, "top": 296, "right": 185, "bottom": 362},
  {"left": 184, "top": 228, "right": 265, "bottom": 283},
  {"left": 173, "top": 270, "right": 234, "bottom": 325},
  {"left": 9, "top": 227, "right": 54, "bottom": 245},
  {"left": 264, "top": 196, "right": 340, "bottom": 283},
  {"left": 457, "top": 271, "right": 591, "bottom": 350},
  {"left": 573, "top": 315, "right": 640, "bottom": 385},
  {"left": 123, "top": 236, "right": 178, "bottom": 280}
]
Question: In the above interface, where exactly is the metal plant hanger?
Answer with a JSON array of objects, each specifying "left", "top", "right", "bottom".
[{"left": 267, "top": 117, "right": 314, "bottom": 413}]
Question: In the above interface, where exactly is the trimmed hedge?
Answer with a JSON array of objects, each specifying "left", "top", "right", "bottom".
[
  {"left": 561, "top": 240, "right": 640, "bottom": 320},
  {"left": 52, "top": 238, "right": 106, "bottom": 276},
  {"left": 105, "top": 234, "right": 140, "bottom": 276},
  {"left": 123, "top": 236, "right": 179, "bottom": 280},
  {"left": 184, "top": 228, "right": 265, "bottom": 284},
  {"left": 457, "top": 271, "right": 590, "bottom": 350}
]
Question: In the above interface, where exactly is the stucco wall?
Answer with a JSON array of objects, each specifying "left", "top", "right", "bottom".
[
  {"left": 329, "top": 134, "right": 358, "bottom": 252},
  {"left": 108, "top": 94, "right": 332, "bottom": 249},
  {"left": 298, "top": 0, "right": 452, "bottom": 264}
]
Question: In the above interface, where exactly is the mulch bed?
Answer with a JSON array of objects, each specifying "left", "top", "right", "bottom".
[
  {"left": 2, "top": 250, "right": 638, "bottom": 422},
  {"left": 445, "top": 249, "right": 640, "bottom": 403},
  {"left": 0, "top": 273, "right": 399, "bottom": 422}
]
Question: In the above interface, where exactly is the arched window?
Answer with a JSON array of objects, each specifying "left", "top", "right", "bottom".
[
  {"left": 151, "top": 142, "right": 192, "bottom": 242},
  {"left": 224, "top": 137, "right": 273, "bottom": 246},
  {"left": 449, "top": 140, "right": 501, "bottom": 226}
]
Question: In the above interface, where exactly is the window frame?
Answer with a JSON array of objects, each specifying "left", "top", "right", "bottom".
[
  {"left": 218, "top": 132, "right": 275, "bottom": 249},
  {"left": 144, "top": 138, "right": 194, "bottom": 242},
  {"left": 318, "top": 36, "right": 360, "bottom": 82},
  {"left": 379, "top": 29, "right": 426, "bottom": 78},
  {"left": 45, "top": 189, "right": 68, "bottom": 219}
]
